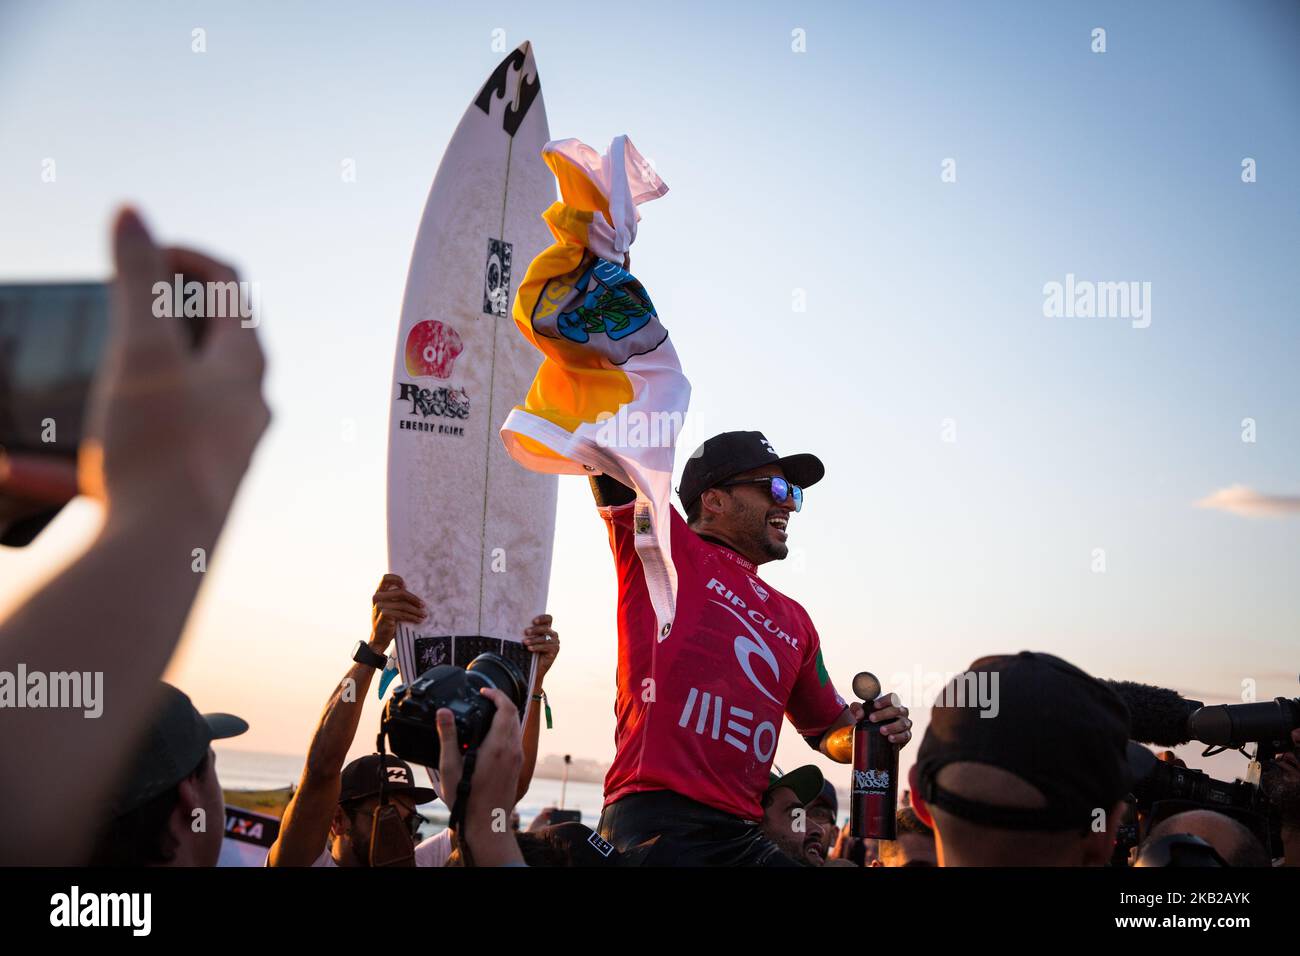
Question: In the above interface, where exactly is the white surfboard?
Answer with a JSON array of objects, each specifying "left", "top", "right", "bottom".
[{"left": 386, "top": 42, "right": 557, "bottom": 707}]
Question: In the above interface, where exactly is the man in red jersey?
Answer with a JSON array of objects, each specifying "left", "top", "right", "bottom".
[{"left": 590, "top": 430, "right": 913, "bottom": 865}]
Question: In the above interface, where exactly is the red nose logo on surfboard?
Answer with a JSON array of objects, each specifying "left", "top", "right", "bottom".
[{"left": 405, "top": 319, "right": 464, "bottom": 379}]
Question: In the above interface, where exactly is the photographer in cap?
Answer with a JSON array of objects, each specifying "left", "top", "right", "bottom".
[
  {"left": 590, "top": 431, "right": 912, "bottom": 865},
  {"left": 89, "top": 683, "right": 248, "bottom": 866},
  {"left": 314, "top": 754, "right": 439, "bottom": 867},
  {"left": 908, "top": 652, "right": 1131, "bottom": 866}
]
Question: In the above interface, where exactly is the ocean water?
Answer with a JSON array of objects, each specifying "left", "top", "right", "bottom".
[{"left": 216, "top": 747, "right": 607, "bottom": 832}]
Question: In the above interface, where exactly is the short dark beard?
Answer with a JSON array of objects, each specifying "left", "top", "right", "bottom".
[
  {"left": 735, "top": 494, "right": 787, "bottom": 562},
  {"left": 343, "top": 807, "right": 371, "bottom": 867},
  {"left": 693, "top": 493, "right": 788, "bottom": 565},
  {"left": 348, "top": 832, "right": 370, "bottom": 867}
]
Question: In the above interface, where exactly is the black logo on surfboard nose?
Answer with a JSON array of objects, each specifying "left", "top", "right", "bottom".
[{"left": 474, "top": 47, "right": 540, "bottom": 137}]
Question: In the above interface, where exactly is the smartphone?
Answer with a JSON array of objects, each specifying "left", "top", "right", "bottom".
[
  {"left": 0, "top": 281, "right": 110, "bottom": 461},
  {"left": 0, "top": 282, "right": 109, "bottom": 546},
  {"left": 0, "top": 279, "right": 211, "bottom": 546}
]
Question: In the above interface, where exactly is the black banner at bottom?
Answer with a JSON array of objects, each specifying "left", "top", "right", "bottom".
[{"left": 3, "top": 864, "right": 1295, "bottom": 941}]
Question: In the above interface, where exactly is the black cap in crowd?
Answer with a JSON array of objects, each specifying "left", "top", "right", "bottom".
[
  {"left": 339, "top": 754, "right": 437, "bottom": 806},
  {"left": 811, "top": 778, "right": 838, "bottom": 818},
  {"left": 766, "top": 765, "right": 826, "bottom": 806},
  {"left": 110, "top": 683, "right": 248, "bottom": 817},
  {"left": 914, "top": 651, "right": 1132, "bottom": 833},
  {"left": 678, "top": 431, "right": 824, "bottom": 512}
]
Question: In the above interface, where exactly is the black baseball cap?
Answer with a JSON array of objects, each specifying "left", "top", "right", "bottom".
[
  {"left": 914, "top": 651, "right": 1132, "bottom": 833},
  {"left": 766, "top": 764, "right": 826, "bottom": 806},
  {"left": 809, "top": 778, "right": 839, "bottom": 818},
  {"left": 110, "top": 683, "right": 248, "bottom": 817},
  {"left": 678, "top": 431, "right": 824, "bottom": 512},
  {"left": 339, "top": 754, "right": 437, "bottom": 806}
]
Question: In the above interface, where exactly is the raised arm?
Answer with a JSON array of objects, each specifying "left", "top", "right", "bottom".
[
  {"left": 516, "top": 614, "right": 561, "bottom": 800},
  {"left": 267, "top": 574, "right": 424, "bottom": 866},
  {"left": 589, "top": 473, "right": 636, "bottom": 507},
  {"left": 0, "top": 210, "right": 269, "bottom": 864}
]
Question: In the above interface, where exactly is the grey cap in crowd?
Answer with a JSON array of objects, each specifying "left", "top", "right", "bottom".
[{"left": 109, "top": 682, "right": 247, "bottom": 817}]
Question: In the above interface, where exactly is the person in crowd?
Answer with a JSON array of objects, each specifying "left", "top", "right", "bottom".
[
  {"left": 1261, "top": 728, "right": 1300, "bottom": 865},
  {"left": 89, "top": 683, "right": 248, "bottom": 867},
  {"left": 294, "top": 753, "right": 442, "bottom": 867},
  {"left": 590, "top": 431, "right": 912, "bottom": 865},
  {"left": 804, "top": 778, "right": 840, "bottom": 866},
  {"left": 908, "top": 651, "right": 1130, "bottom": 867},
  {"left": 872, "top": 806, "right": 938, "bottom": 867},
  {"left": 268, "top": 573, "right": 559, "bottom": 866},
  {"left": 827, "top": 830, "right": 879, "bottom": 864},
  {"left": 0, "top": 209, "right": 270, "bottom": 865},
  {"left": 1143, "top": 809, "right": 1271, "bottom": 867},
  {"left": 759, "top": 765, "right": 826, "bottom": 865}
]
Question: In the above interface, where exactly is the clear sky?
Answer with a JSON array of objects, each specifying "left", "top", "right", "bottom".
[{"left": 2, "top": 0, "right": 1297, "bottom": 791}]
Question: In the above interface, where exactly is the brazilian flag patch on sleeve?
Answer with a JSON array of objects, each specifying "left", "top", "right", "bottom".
[{"left": 815, "top": 648, "right": 830, "bottom": 686}]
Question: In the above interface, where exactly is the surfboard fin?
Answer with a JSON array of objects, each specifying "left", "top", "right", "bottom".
[{"left": 377, "top": 655, "right": 400, "bottom": 699}]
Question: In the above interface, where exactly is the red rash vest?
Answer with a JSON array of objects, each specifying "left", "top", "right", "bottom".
[{"left": 599, "top": 502, "right": 846, "bottom": 820}]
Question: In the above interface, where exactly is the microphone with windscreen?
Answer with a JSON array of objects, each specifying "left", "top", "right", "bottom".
[
  {"left": 1103, "top": 677, "right": 1300, "bottom": 756},
  {"left": 1100, "top": 679, "right": 1203, "bottom": 747}
]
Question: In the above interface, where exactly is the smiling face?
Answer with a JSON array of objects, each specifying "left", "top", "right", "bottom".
[
  {"left": 694, "top": 464, "right": 796, "bottom": 565},
  {"left": 804, "top": 796, "right": 836, "bottom": 865}
]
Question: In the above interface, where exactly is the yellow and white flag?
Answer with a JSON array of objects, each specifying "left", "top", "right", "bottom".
[{"left": 500, "top": 136, "right": 687, "bottom": 639}]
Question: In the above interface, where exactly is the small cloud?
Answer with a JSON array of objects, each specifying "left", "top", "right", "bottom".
[{"left": 1195, "top": 484, "right": 1300, "bottom": 518}]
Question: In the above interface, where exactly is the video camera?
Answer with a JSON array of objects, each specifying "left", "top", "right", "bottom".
[{"left": 1105, "top": 676, "right": 1300, "bottom": 862}]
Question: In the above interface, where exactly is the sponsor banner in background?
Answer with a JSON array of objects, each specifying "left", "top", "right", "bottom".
[{"left": 217, "top": 806, "right": 281, "bottom": 868}]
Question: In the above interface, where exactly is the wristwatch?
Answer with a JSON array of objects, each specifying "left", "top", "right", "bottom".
[{"left": 353, "top": 641, "right": 388, "bottom": 670}]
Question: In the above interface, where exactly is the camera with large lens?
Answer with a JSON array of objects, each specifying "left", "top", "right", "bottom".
[
  {"left": 1132, "top": 758, "right": 1260, "bottom": 814},
  {"left": 380, "top": 652, "right": 527, "bottom": 768},
  {"left": 1106, "top": 673, "right": 1300, "bottom": 861},
  {"left": 1188, "top": 696, "right": 1300, "bottom": 760},
  {"left": 1129, "top": 757, "right": 1277, "bottom": 856}
]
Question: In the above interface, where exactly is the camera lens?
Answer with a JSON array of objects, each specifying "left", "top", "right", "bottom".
[{"left": 466, "top": 652, "right": 528, "bottom": 713}]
